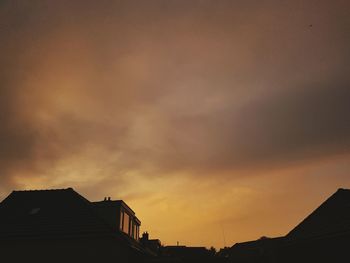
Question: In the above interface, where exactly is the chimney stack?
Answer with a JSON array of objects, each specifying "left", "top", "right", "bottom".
[{"left": 142, "top": 232, "right": 149, "bottom": 241}]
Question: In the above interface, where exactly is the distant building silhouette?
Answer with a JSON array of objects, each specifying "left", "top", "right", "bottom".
[
  {"left": 140, "top": 231, "right": 161, "bottom": 255},
  {"left": 230, "top": 237, "right": 284, "bottom": 263},
  {"left": 229, "top": 188, "right": 350, "bottom": 263},
  {"left": 1, "top": 187, "right": 349, "bottom": 263},
  {"left": 161, "top": 245, "right": 216, "bottom": 263},
  {"left": 0, "top": 188, "right": 151, "bottom": 263}
]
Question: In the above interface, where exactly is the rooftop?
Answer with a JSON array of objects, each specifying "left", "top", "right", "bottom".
[
  {"left": 0, "top": 188, "right": 140, "bottom": 244},
  {"left": 287, "top": 188, "right": 350, "bottom": 239}
]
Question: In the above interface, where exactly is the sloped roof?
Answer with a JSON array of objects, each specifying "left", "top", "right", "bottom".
[
  {"left": 287, "top": 188, "right": 350, "bottom": 239},
  {"left": 231, "top": 236, "right": 285, "bottom": 252},
  {"left": 0, "top": 188, "right": 115, "bottom": 240}
]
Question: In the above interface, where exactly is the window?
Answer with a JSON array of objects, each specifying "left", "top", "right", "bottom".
[
  {"left": 123, "top": 212, "right": 130, "bottom": 234},
  {"left": 119, "top": 210, "right": 124, "bottom": 230},
  {"left": 120, "top": 209, "right": 139, "bottom": 240},
  {"left": 132, "top": 223, "right": 136, "bottom": 239},
  {"left": 135, "top": 224, "right": 139, "bottom": 240}
]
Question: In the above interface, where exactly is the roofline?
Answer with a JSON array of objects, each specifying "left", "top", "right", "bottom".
[
  {"left": 1, "top": 188, "right": 142, "bottom": 225},
  {"left": 92, "top": 200, "right": 136, "bottom": 215},
  {"left": 287, "top": 188, "right": 350, "bottom": 237},
  {"left": 11, "top": 187, "right": 74, "bottom": 192},
  {"left": 0, "top": 188, "right": 86, "bottom": 205},
  {"left": 231, "top": 236, "right": 285, "bottom": 248},
  {"left": 91, "top": 199, "right": 141, "bottom": 225}
]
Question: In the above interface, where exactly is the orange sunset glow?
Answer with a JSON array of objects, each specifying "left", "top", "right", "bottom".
[{"left": 0, "top": 0, "right": 349, "bottom": 249}]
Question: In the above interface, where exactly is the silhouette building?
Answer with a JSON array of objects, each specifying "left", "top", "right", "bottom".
[
  {"left": 0, "top": 188, "right": 150, "bottom": 263},
  {"left": 140, "top": 231, "right": 162, "bottom": 255},
  {"left": 162, "top": 245, "right": 215, "bottom": 262},
  {"left": 92, "top": 198, "right": 140, "bottom": 241},
  {"left": 229, "top": 188, "right": 350, "bottom": 263},
  {"left": 1, "top": 187, "right": 349, "bottom": 263}
]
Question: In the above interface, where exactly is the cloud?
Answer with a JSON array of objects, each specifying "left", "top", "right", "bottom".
[{"left": 0, "top": 0, "right": 349, "bottom": 192}]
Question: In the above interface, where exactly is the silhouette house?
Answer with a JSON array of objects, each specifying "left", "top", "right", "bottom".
[
  {"left": 162, "top": 245, "right": 214, "bottom": 263},
  {"left": 0, "top": 188, "right": 149, "bottom": 263},
  {"left": 229, "top": 236, "right": 284, "bottom": 263},
  {"left": 229, "top": 188, "right": 350, "bottom": 263},
  {"left": 140, "top": 231, "right": 162, "bottom": 255}
]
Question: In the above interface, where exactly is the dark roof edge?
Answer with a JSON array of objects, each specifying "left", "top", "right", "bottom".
[
  {"left": 287, "top": 188, "right": 350, "bottom": 237},
  {"left": 11, "top": 187, "right": 74, "bottom": 192},
  {"left": 231, "top": 236, "right": 285, "bottom": 248},
  {"left": 4, "top": 188, "right": 91, "bottom": 204},
  {"left": 92, "top": 200, "right": 136, "bottom": 215}
]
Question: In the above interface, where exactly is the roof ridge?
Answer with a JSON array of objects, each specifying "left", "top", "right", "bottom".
[
  {"left": 12, "top": 187, "right": 74, "bottom": 192},
  {"left": 336, "top": 188, "right": 350, "bottom": 193}
]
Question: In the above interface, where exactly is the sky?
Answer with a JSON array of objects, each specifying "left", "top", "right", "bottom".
[{"left": 0, "top": 0, "right": 350, "bottom": 248}]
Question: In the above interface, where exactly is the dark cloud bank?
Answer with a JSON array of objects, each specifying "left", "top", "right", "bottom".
[{"left": 0, "top": 0, "right": 349, "bottom": 192}]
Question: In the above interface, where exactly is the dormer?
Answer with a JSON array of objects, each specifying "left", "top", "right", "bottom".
[{"left": 92, "top": 198, "right": 140, "bottom": 241}]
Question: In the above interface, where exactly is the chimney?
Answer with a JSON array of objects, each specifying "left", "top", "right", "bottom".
[
  {"left": 104, "top": 197, "right": 107, "bottom": 201},
  {"left": 142, "top": 232, "right": 149, "bottom": 241},
  {"left": 108, "top": 197, "right": 111, "bottom": 201}
]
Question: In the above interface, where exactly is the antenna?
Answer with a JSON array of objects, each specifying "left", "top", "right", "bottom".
[{"left": 221, "top": 224, "right": 227, "bottom": 247}]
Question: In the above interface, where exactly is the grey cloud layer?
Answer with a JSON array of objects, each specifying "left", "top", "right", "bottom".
[{"left": 0, "top": 0, "right": 349, "bottom": 191}]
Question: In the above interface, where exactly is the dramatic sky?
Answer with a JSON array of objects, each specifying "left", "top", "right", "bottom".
[{"left": 1, "top": 0, "right": 350, "bottom": 248}]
